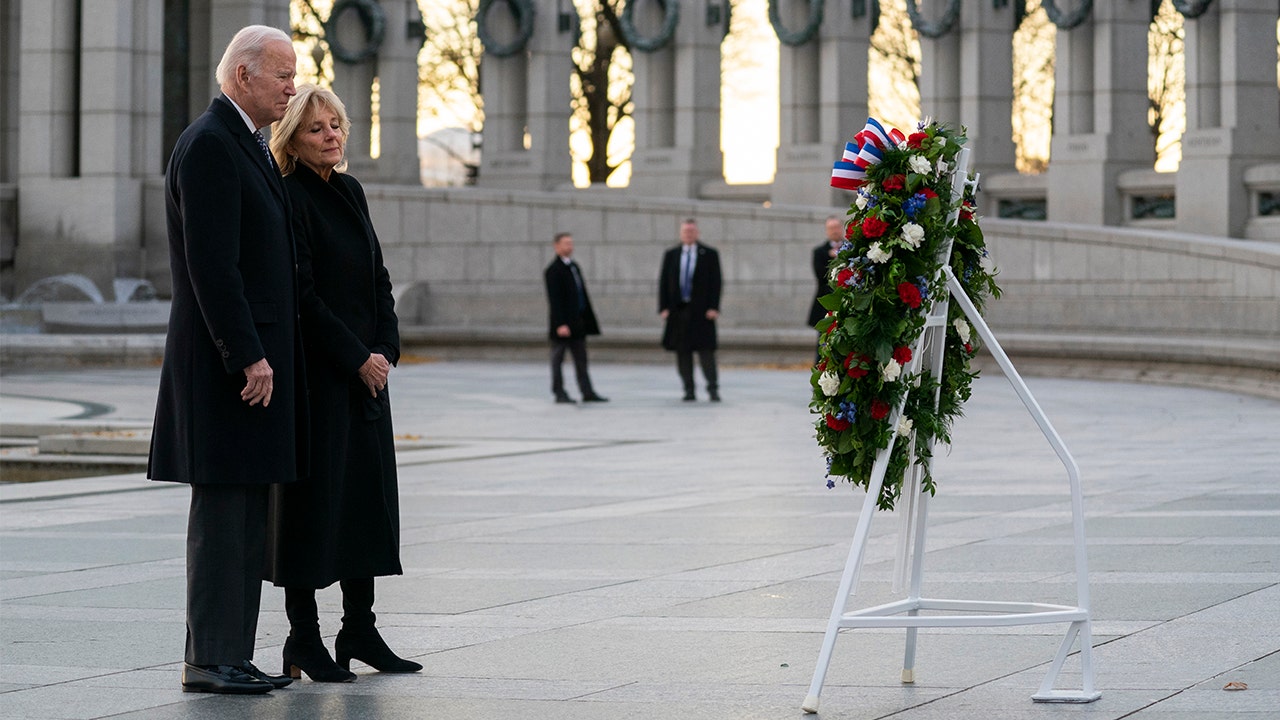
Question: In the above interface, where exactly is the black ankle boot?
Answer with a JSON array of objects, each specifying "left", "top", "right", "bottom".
[
  {"left": 336, "top": 578, "right": 422, "bottom": 673},
  {"left": 283, "top": 586, "right": 356, "bottom": 682},
  {"left": 282, "top": 634, "right": 356, "bottom": 683},
  {"left": 334, "top": 626, "right": 422, "bottom": 673}
]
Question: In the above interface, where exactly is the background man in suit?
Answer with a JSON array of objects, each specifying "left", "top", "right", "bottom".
[
  {"left": 809, "top": 216, "right": 844, "bottom": 357},
  {"left": 544, "top": 232, "right": 607, "bottom": 404},
  {"left": 658, "top": 218, "right": 723, "bottom": 401},
  {"left": 147, "top": 25, "right": 304, "bottom": 695}
]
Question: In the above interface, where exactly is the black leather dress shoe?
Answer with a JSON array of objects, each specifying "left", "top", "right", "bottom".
[
  {"left": 243, "top": 661, "right": 293, "bottom": 689},
  {"left": 708, "top": 391, "right": 721, "bottom": 402},
  {"left": 181, "top": 663, "right": 273, "bottom": 694},
  {"left": 682, "top": 393, "right": 696, "bottom": 402},
  {"left": 582, "top": 394, "right": 609, "bottom": 402},
  {"left": 554, "top": 394, "right": 577, "bottom": 404}
]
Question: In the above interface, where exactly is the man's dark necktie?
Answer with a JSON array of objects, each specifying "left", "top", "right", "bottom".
[
  {"left": 680, "top": 249, "right": 693, "bottom": 302},
  {"left": 570, "top": 263, "right": 587, "bottom": 312},
  {"left": 253, "top": 130, "right": 278, "bottom": 172}
]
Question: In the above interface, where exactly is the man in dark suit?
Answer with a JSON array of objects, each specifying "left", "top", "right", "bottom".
[
  {"left": 809, "top": 216, "right": 844, "bottom": 357},
  {"left": 658, "top": 218, "right": 723, "bottom": 401},
  {"left": 544, "top": 232, "right": 607, "bottom": 403},
  {"left": 147, "top": 25, "right": 303, "bottom": 695}
]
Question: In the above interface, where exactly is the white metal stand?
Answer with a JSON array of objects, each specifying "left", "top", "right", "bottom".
[{"left": 802, "top": 149, "right": 1101, "bottom": 714}]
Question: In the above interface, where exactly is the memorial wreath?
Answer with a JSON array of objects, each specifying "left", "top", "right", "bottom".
[{"left": 812, "top": 118, "right": 1001, "bottom": 511}]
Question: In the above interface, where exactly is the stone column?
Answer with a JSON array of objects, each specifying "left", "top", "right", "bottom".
[
  {"left": 628, "top": 0, "right": 724, "bottom": 197},
  {"left": 772, "top": 1, "right": 873, "bottom": 207},
  {"left": 476, "top": 0, "right": 573, "bottom": 190},
  {"left": 369, "top": 0, "right": 422, "bottom": 184},
  {"left": 330, "top": 7, "right": 379, "bottom": 177},
  {"left": 1176, "top": 0, "right": 1280, "bottom": 238},
  {"left": 15, "top": 0, "right": 164, "bottom": 295},
  {"left": 957, "top": 0, "right": 1016, "bottom": 174},
  {"left": 916, "top": 4, "right": 961, "bottom": 126},
  {"left": 1046, "top": 1, "right": 1152, "bottom": 226}
]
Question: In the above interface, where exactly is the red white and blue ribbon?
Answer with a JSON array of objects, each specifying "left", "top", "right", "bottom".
[{"left": 831, "top": 118, "right": 907, "bottom": 190}]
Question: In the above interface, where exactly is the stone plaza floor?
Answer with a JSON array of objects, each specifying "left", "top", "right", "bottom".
[{"left": 0, "top": 360, "right": 1277, "bottom": 719}]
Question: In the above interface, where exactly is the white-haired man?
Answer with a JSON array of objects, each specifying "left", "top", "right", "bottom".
[{"left": 148, "top": 25, "right": 304, "bottom": 694}]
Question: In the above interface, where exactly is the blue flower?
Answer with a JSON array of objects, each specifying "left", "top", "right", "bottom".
[
  {"left": 915, "top": 275, "right": 930, "bottom": 301},
  {"left": 835, "top": 400, "right": 857, "bottom": 422},
  {"left": 840, "top": 240, "right": 854, "bottom": 253},
  {"left": 826, "top": 478, "right": 836, "bottom": 489},
  {"left": 903, "top": 192, "right": 927, "bottom": 219}
]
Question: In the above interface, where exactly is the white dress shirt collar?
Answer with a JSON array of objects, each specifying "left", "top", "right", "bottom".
[{"left": 223, "top": 93, "right": 262, "bottom": 133}]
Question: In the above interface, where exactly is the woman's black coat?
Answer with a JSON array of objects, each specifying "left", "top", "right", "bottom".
[{"left": 265, "top": 164, "right": 403, "bottom": 588}]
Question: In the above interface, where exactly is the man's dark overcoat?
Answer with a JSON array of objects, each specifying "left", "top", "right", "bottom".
[
  {"left": 148, "top": 96, "right": 307, "bottom": 486},
  {"left": 808, "top": 242, "right": 835, "bottom": 327},
  {"left": 658, "top": 243, "right": 722, "bottom": 351},
  {"left": 265, "top": 164, "right": 403, "bottom": 588},
  {"left": 544, "top": 258, "right": 601, "bottom": 340}
]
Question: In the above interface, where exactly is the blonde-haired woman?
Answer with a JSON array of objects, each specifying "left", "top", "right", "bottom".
[{"left": 266, "top": 84, "right": 420, "bottom": 682}]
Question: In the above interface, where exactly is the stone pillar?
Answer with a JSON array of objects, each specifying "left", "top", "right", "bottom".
[
  {"left": 369, "top": 0, "right": 422, "bottom": 184},
  {"left": 330, "top": 11, "right": 379, "bottom": 177},
  {"left": 957, "top": 0, "right": 1016, "bottom": 174},
  {"left": 15, "top": 0, "right": 164, "bottom": 295},
  {"left": 772, "top": 1, "right": 873, "bottom": 207},
  {"left": 916, "top": 5, "right": 961, "bottom": 126},
  {"left": 628, "top": 0, "right": 724, "bottom": 197},
  {"left": 1176, "top": 0, "right": 1280, "bottom": 238},
  {"left": 476, "top": 0, "right": 573, "bottom": 190},
  {"left": 1046, "top": 2, "right": 1152, "bottom": 226}
]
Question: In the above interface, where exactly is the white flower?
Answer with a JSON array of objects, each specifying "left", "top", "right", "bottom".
[
  {"left": 819, "top": 371, "right": 841, "bottom": 396},
  {"left": 862, "top": 182, "right": 877, "bottom": 195},
  {"left": 896, "top": 417, "right": 914, "bottom": 437},
  {"left": 900, "top": 223, "right": 925, "bottom": 249},
  {"left": 855, "top": 194, "right": 868, "bottom": 210},
  {"left": 953, "top": 318, "right": 972, "bottom": 343},
  {"left": 829, "top": 266, "right": 842, "bottom": 283},
  {"left": 909, "top": 155, "right": 931, "bottom": 174},
  {"left": 867, "top": 242, "right": 892, "bottom": 264},
  {"left": 882, "top": 358, "right": 902, "bottom": 382},
  {"left": 897, "top": 140, "right": 908, "bottom": 150}
]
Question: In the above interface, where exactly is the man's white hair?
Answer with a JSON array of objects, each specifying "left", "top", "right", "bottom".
[{"left": 215, "top": 25, "right": 291, "bottom": 88}]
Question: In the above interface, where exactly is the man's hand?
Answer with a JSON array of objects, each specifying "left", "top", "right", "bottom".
[
  {"left": 357, "top": 353, "right": 391, "bottom": 397},
  {"left": 241, "top": 358, "right": 274, "bottom": 407},
  {"left": 660, "top": 309, "right": 669, "bottom": 320},
  {"left": 556, "top": 324, "right": 571, "bottom": 338},
  {"left": 705, "top": 309, "right": 719, "bottom": 321}
]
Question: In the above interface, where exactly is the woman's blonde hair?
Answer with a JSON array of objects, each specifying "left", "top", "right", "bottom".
[{"left": 269, "top": 83, "right": 351, "bottom": 176}]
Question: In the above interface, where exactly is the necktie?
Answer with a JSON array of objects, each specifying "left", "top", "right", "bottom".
[
  {"left": 680, "top": 248, "right": 694, "bottom": 302},
  {"left": 253, "top": 130, "right": 278, "bottom": 172},
  {"left": 569, "top": 263, "right": 586, "bottom": 311}
]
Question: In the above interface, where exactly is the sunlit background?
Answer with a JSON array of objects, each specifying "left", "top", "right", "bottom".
[{"left": 290, "top": 0, "right": 1280, "bottom": 187}]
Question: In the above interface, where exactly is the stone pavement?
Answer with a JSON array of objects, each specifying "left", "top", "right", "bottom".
[{"left": 0, "top": 360, "right": 1276, "bottom": 719}]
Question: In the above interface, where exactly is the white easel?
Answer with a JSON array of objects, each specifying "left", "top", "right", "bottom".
[{"left": 802, "top": 148, "right": 1101, "bottom": 714}]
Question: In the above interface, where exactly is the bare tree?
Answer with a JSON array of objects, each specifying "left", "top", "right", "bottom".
[
  {"left": 571, "top": 1, "right": 633, "bottom": 185},
  {"left": 866, "top": 0, "right": 922, "bottom": 131},
  {"left": 1013, "top": 1, "right": 1054, "bottom": 174},
  {"left": 1148, "top": 0, "right": 1184, "bottom": 170}
]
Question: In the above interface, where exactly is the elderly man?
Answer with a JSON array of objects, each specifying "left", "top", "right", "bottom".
[{"left": 148, "top": 25, "right": 304, "bottom": 694}]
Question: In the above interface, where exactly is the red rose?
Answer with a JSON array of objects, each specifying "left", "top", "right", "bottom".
[
  {"left": 870, "top": 399, "right": 891, "bottom": 421},
  {"left": 959, "top": 201, "right": 975, "bottom": 221},
  {"left": 920, "top": 188, "right": 938, "bottom": 200},
  {"left": 844, "top": 353, "right": 870, "bottom": 379},
  {"left": 893, "top": 346, "right": 912, "bottom": 365},
  {"left": 825, "top": 414, "right": 851, "bottom": 431},
  {"left": 836, "top": 268, "right": 854, "bottom": 287},
  {"left": 882, "top": 174, "right": 905, "bottom": 191},
  {"left": 964, "top": 342, "right": 973, "bottom": 353},
  {"left": 907, "top": 132, "right": 928, "bottom": 149},
  {"left": 844, "top": 222, "right": 857, "bottom": 240},
  {"left": 817, "top": 359, "right": 827, "bottom": 372},
  {"left": 861, "top": 217, "right": 889, "bottom": 238},
  {"left": 897, "top": 282, "right": 922, "bottom": 309}
]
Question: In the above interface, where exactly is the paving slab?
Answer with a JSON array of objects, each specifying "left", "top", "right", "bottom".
[{"left": 1, "top": 360, "right": 1277, "bottom": 719}]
